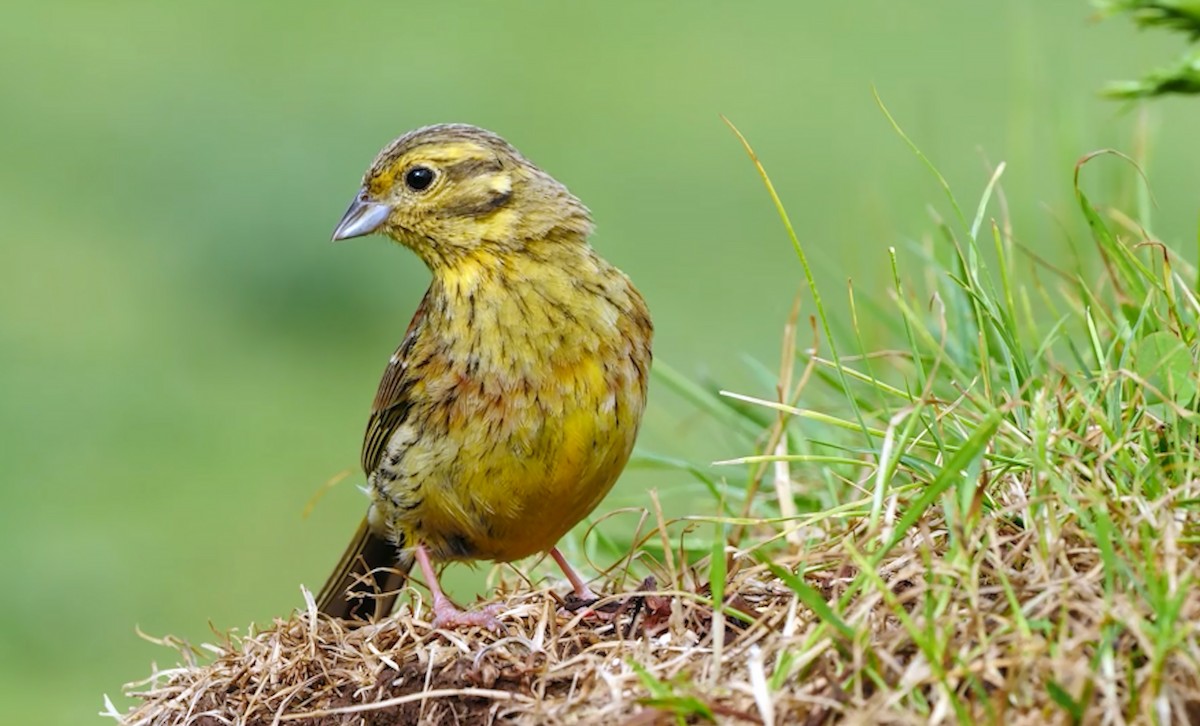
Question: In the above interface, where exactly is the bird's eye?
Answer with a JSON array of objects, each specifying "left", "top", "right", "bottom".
[{"left": 404, "top": 166, "right": 436, "bottom": 191}]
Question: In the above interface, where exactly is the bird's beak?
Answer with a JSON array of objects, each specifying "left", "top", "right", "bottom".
[{"left": 331, "top": 191, "right": 392, "bottom": 241}]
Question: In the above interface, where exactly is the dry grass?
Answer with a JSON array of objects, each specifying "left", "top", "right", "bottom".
[
  {"left": 107, "top": 470, "right": 1200, "bottom": 725},
  {"left": 109, "top": 572, "right": 782, "bottom": 725}
]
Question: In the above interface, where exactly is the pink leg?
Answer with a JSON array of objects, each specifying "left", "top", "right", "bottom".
[
  {"left": 414, "top": 545, "right": 500, "bottom": 631},
  {"left": 550, "top": 547, "right": 599, "bottom": 601}
]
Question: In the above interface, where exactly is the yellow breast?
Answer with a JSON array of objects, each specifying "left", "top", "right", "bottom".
[{"left": 371, "top": 245, "right": 652, "bottom": 564}]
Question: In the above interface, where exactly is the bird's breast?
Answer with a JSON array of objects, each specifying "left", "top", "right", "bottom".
[{"left": 375, "top": 266, "right": 649, "bottom": 563}]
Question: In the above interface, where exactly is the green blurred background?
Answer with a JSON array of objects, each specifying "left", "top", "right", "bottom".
[{"left": 2, "top": 2, "right": 1197, "bottom": 722}]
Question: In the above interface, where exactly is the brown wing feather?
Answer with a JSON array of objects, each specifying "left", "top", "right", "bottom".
[
  {"left": 315, "top": 516, "right": 412, "bottom": 620},
  {"left": 319, "top": 293, "right": 432, "bottom": 622},
  {"left": 361, "top": 290, "right": 431, "bottom": 474}
]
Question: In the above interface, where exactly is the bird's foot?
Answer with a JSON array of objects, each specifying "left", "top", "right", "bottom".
[
  {"left": 430, "top": 600, "right": 503, "bottom": 632},
  {"left": 573, "top": 584, "right": 600, "bottom": 603},
  {"left": 560, "top": 588, "right": 620, "bottom": 622},
  {"left": 561, "top": 587, "right": 599, "bottom": 611}
]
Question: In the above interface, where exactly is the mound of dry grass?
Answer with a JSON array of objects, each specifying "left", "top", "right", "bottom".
[
  {"left": 109, "top": 573, "right": 778, "bottom": 725},
  {"left": 107, "top": 472, "right": 1200, "bottom": 725}
]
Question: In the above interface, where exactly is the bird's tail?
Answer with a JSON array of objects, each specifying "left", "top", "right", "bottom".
[{"left": 315, "top": 516, "right": 410, "bottom": 621}]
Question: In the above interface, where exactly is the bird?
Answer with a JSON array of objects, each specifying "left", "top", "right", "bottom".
[{"left": 316, "top": 124, "right": 653, "bottom": 629}]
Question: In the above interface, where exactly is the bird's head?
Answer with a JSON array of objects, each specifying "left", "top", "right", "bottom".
[{"left": 331, "top": 124, "right": 592, "bottom": 268}]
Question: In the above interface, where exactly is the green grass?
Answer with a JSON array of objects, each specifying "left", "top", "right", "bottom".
[{"left": 592, "top": 98, "right": 1200, "bottom": 722}]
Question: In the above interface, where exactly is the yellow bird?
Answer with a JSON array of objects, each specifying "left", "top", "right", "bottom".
[{"left": 317, "top": 124, "right": 653, "bottom": 628}]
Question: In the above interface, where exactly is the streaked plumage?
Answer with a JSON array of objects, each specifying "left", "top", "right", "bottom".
[{"left": 317, "top": 125, "right": 652, "bottom": 627}]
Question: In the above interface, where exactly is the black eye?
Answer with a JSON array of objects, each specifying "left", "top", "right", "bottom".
[{"left": 404, "top": 166, "right": 435, "bottom": 191}]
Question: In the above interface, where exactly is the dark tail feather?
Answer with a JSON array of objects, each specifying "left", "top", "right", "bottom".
[{"left": 316, "top": 516, "right": 410, "bottom": 621}]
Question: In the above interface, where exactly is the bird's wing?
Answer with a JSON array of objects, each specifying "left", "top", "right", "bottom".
[{"left": 361, "top": 290, "right": 430, "bottom": 474}]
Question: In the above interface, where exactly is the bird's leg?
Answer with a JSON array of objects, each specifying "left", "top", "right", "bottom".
[
  {"left": 550, "top": 546, "right": 599, "bottom": 602},
  {"left": 414, "top": 544, "right": 500, "bottom": 631}
]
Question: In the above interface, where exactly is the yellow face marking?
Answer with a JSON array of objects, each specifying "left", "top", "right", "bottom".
[
  {"left": 367, "top": 142, "right": 497, "bottom": 199},
  {"left": 366, "top": 168, "right": 396, "bottom": 197},
  {"left": 487, "top": 175, "right": 513, "bottom": 196}
]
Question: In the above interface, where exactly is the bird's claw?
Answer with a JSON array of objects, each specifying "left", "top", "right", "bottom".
[{"left": 430, "top": 601, "right": 503, "bottom": 632}]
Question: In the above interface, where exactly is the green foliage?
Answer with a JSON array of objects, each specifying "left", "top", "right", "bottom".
[
  {"left": 1099, "top": 0, "right": 1200, "bottom": 35},
  {"left": 1098, "top": 1, "right": 1200, "bottom": 97},
  {"left": 680, "top": 88, "right": 1200, "bottom": 720},
  {"left": 630, "top": 660, "right": 717, "bottom": 724},
  {"left": 1104, "top": 50, "right": 1200, "bottom": 98}
]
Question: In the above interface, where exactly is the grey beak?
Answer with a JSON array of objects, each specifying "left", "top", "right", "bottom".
[{"left": 331, "top": 191, "right": 391, "bottom": 241}]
